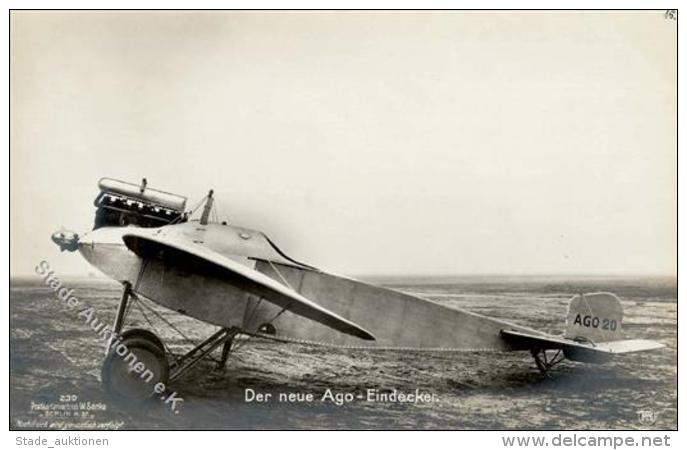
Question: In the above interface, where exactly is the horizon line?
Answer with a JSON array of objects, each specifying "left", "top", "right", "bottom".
[{"left": 9, "top": 271, "right": 677, "bottom": 280}]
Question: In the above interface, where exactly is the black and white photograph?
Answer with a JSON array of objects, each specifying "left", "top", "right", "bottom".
[{"left": 7, "top": 6, "right": 678, "bottom": 439}]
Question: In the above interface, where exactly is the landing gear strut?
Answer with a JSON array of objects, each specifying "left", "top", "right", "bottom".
[
  {"left": 530, "top": 348, "right": 565, "bottom": 375},
  {"left": 101, "top": 282, "right": 239, "bottom": 400}
]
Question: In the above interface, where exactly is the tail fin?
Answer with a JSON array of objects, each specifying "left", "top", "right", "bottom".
[{"left": 565, "top": 292, "right": 623, "bottom": 343}]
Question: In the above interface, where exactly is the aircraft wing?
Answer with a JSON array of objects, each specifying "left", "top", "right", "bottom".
[
  {"left": 501, "top": 329, "right": 664, "bottom": 357},
  {"left": 122, "top": 230, "right": 375, "bottom": 341}
]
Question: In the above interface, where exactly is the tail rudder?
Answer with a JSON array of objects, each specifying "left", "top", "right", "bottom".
[{"left": 565, "top": 292, "right": 624, "bottom": 344}]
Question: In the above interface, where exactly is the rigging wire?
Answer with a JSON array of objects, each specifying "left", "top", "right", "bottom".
[
  {"left": 230, "top": 262, "right": 295, "bottom": 353},
  {"left": 132, "top": 294, "right": 222, "bottom": 364},
  {"left": 129, "top": 296, "right": 179, "bottom": 363},
  {"left": 168, "top": 194, "right": 208, "bottom": 225}
]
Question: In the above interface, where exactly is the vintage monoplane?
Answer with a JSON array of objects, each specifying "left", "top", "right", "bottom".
[{"left": 52, "top": 178, "right": 664, "bottom": 399}]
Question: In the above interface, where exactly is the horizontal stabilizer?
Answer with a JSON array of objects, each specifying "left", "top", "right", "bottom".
[
  {"left": 122, "top": 230, "right": 375, "bottom": 341},
  {"left": 593, "top": 339, "right": 665, "bottom": 354},
  {"left": 500, "top": 329, "right": 664, "bottom": 363}
]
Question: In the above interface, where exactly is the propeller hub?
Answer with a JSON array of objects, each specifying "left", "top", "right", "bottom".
[{"left": 51, "top": 229, "right": 80, "bottom": 252}]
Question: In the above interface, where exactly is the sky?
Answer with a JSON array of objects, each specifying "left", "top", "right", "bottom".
[{"left": 10, "top": 11, "right": 677, "bottom": 277}]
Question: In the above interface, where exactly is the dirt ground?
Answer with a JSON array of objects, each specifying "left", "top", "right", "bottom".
[{"left": 9, "top": 275, "right": 677, "bottom": 430}]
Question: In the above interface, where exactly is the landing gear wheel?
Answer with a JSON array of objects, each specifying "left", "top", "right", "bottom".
[
  {"left": 531, "top": 349, "right": 565, "bottom": 375},
  {"left": 101, "top": 335, "right": 169, "bottom": 400},
  {"left": 118, "top": 328, "right": 165, "bottom": 353}
]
